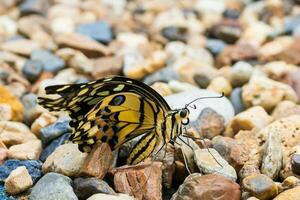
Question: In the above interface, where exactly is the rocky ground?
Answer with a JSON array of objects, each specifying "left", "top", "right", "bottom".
[{"left": 1, "top": 0, "right": 300, "bottom": 199}]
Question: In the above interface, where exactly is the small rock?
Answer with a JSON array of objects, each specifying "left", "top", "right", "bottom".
[
  {"left": 230, "top": 61, "right": 253, "bottom": 87},
  {"left": 0, "top": 39, "right": 40, "bottom": 56},
  {"left": 0, "top": 159, "right": 42, "bottom": 183},
  {"left": 75, "top": 21, "right": 113, "bottom": 44},
  {"left": 0, "top": 183, "right": 16, "bottom": 200},
  {"left": 21, "top": 93, "right": 41, "bottom": 125},
  {"left": 280, "top": 176, "right": 300, "bottom": 190},
  {"left": 50, "top": 17, "right": 75, "bottom": 34},
  {"left": 207, "top": 76, "right": 232, "bottom": 96},
  {"left": 165, "top": 89, "right": 234, "bottom": 123},
  {"left": 288, "top": 68, "right": 300, "bottom": 100},
  {"left": 190, "top": 107, "right": 225, "bottom": 139},
  {"left": 42, "top": 143, "right": 88, "bottom": 177},
  {"left": 0, "top": 16, "right": 17, "bottom": 39},
  {"left": 277, "top": 37, "right": 300, "bottom": 65},
  {"left": 0, "top": 86, "right": 24, "bottom": 122},
  {"left": 113, "top": 162, "right": 162, "bottom": 200},
  {"left": 230, "top": 87, "right": 246, "bottom": 114},
  {"left": 29, "top": 172, "right": 78, "bottom": 200},
  {"left": 272, "top": 101, "right": 300, "bottom": 120},
  {"left": 150, "top": 82, "right": 173, "bottom": 97},
  {"left": 40, "top": 118, "right": 71, "bottom": 145},
  {"left": 261, "top": 61, "right": 297, "bottom": 82},
  {"left": 171, "top": 173, "right": 240, "bottom": 200},
  {"left": 4, "top": 166, "right": 33, "bottom": 195},
  {"left": 30, "top": 112, "right": 57, "bottom": 137},
  {"left": 0, "top": 148, "right": 8, "bottom": 165},
  {"left": 39, "top": 133, "right": 69, "bottom": 162},
  {"left": 161, "top": 26, "right": 188, "bottom": 42},
  {"left": 91, "top": 56, "right": 123, "bottom": 79},
  {"left": 73, "top": 177, "right": 116, "bottom": 200},
  {"left": 242, "top": 174, "right": 278, "bottom": 200},
  {"left": 67, "top": 50, "right": 94, "bottom": 74},
  {"left": 291, "top": 154, "right": 300, "bottom": 175},
  {"left": 210, "top": 19, "right": 241, "bottom": 44},
  {"left": 0, "top": 121, "right": 37, "bottom": 146},
  {"left": 225, "top": 106, "right": 272, "bottom": 137},
  {"left": 0, "top": 104, "right": 13, "bottom": 121},
  {"left": 273, "top": 186, "right": 300, "bottom": 200},
  {"left": 55, "top": 33, "right": 110, "bottom": 57},
  {"left": 261, "top": 131, "right": 282, "bottom": 180},
  {"left": 206, "top": 39, "right": 226, "bottom": 56},
  {"left": 80, "top": 142, "right": 113, "bottom": 179},
  {"left": 30, "top": 49, "right": 65, "bottom": 73},
  {"left": 87, "top": 193, "right": 135, "bottom": 200},
  {"left": 22, "top": 59, "right": 44, "bottom": 82},
  {"left": 19, "top": 0, "right": 49, "bottom": 16},
  {"left": 7, "top": 140, "right": 42, "bottom": 160}
]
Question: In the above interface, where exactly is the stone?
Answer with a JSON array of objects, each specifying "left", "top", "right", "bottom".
[
  {"left": 30, "top": 49, "right": 65, "bottom": 73},
  {"left": 87, "top": 193, "right": 135, "bottom": 200},
  {"left": 0, "top": 183, "right": 16, "bottom": 200},
  {"left": 113, "top": 162, "right": 162, "bottom": 200},
  {"left": 50, "top": 17, "right": 75, "bottom": 34},
  {"left": 42, "top": 143, "right": 88, "bottom": 177},
  {"left": 80, "top": 142, "right": 113, "bottom": 179},
  {"left": 161, "top": 26, "right": 188, "bottom": 42},
  {"left": 55, "top": 33, "right": 110, "bottom": 57},
  {"left": 194, "top": 148, "right": 237, "bottom": 181},
  {"left": 261, "top": 131, "right": 283, "bottom": 179},
  {"left": 150, "top": 82, "right": 173, "bottom": 97},
  {"left": 21, "top": 93, "right": 41, "bottom": 125},
  {"left": 0, "top": 160, "right": 42, "bottom": 183},
  {"left": 272, "top": 101, "right": 300, "bottom": 120},
  {"left": 171, "top": 173, "right": 240, "bottom": 200},
  {"left": 29, "top": 172, "right": 78, "bottom": 200},
  {"left": 225, "top": 106, "right": 272, "bottom": 136},
  {"left": 66, "top": 50, "right": 94, "bottom": 74},
  {"left": 19, "top": 0, "right": 49, "bottom": 16},
  {"left": 73, "top": 177, "right": 116, "bottom": 200},
  {"left": 75, "top": 21, "right": 113, "bottom": 44},
  {"left": 40, "top": 118, "right": 71, "bottom": 145},
  {"left": 190, "top": 107, "right": 225, "bottom": 139},
  {"left": 291, "top": 154, "right": 300, "bottom": 175},
  {"left": 4, "top": 166, "right": 33, "bottom": 195},
  {"left": 7, "top": 140, "right": 42, "bottom": 160},
  {"left": 165, "top": 89, "right": 234, "bottom": 123},
  {"left": 230, "top": 87, "right": 246, "bottom": 114},
  {"left": 91, "top": 56, "right": 123, "bottom": 79},
  {"left": 288, "top": 68, "right": 300, "bottom": 100},
  {"left": 210, "top": 19, "right": 241, "bottom": 44},
  {"left": 0, "top": 121, "right": 37, "bottom": 146},
  {"left": 216, "top": 43, "right": 257, "bottom": 68},
  {"left": 0, "top": 104, "right": 13, "bottom": 121},
  {"left": 242, "top": 76, "right": 298, "bottom": 111},
  {"left": 230, "top": 61, "right": 253, "bottom": 87},
  {"left": 0, "top": 39, "right": 40, "bottom": 56},
  {"left": 0, "top": 148, "right": 8, "bottom": 165},
  {"left": 0, "top": 86, "right": 24, "bottom": 121},
  {"left": 143, "top": 67, "right": 178, "bottom": 85},
  {"left": 242, "top": 174, "right": 278, "bottom": 200},
  {"left": 0, "top": 16, "right": 17, "bottom": 39},
  {"left": 206, "top": 39, "right": 226, "bottom": 56},
  {"left": 22, "top": 59, "right": 44, "bottom": 82},
  {"left": 207, "top": 76, "right": 232, "bottom": 96},
  {"left": 273, "top": 186, "right": 300, "bottom": 200},
  {"left": 280, "top": 176, "right": 300, "bottom": 190},
  {"left": 30, "top": 113, "right": 57, "bottom": 137},
  {"left": 277, "top": 38, "right": 300, "bottom": 65},
  {"left": 260, "top": 61, "right": 297, "bottom": 82}
]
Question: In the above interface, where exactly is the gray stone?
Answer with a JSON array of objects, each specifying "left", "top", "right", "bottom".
[
  {"left": 194, "top": 148, "right": 237, "bottom": 181},
  {"left": 31, "top": 49, "right": 65, "bottom": 73},
  {"left": 230, "top": 87, "right": 246, "bottom": 114},
  {"left": 206, "top": 39, "right": 226, "bottom": 56},
  {"left": 20, "top": 0, "right": 49, "bottom": 16},
  {"left": 230, "top": 61, "right": 253, "bottom": 87},
  {"left": 22, "top": 59, "right": 43, "bottom": 82},
  {"left": 29, "top": 172, "right": 78, "bottom": 200}
]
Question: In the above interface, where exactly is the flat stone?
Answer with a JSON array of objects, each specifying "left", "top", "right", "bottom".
[
  {"left": 91, "top": 56, "right": 123, "bottom": 79},
  {"left": 0, "top": 39, "right": 40, "bottom": 56},
  {"left": 243, "top": 174, "right": 278, "bottom": 200},
  {"left": 87, "top": 193, "right": 135, "bottom": 200},
  {"left": 30, "top": 112, "right": 57, "bottom": 137},
  {"left": 272, "top": 101, "right": 300, "bottom": 120},
  {"left": 42, "top": 143, "right": 88, "bottom": 177},
  {"left": 0, "top": 159, "right": 42, "bottom": 183},
  {"left": 80, "top": 142, "right": 113, "bottom": 179},
  {"left": 73, "top": 177, "right": 116, "bottom": 200},
  {"left": 273, "top": 186, "right": 300, "bottom": 200},
  {"left": 171, "top": 173, "right": 240, "bottom": 200},
  {"left": 8, "top": 140, "right": 42, "bottom": 160},
  {"left": 29, "top": 172, "right": 78, "bottom": 200},
  {"left": 194, "top": 148, "right": 237, "bottom": 181},
  {"left": 4, "top": 166, "right": 33, "bottom": 195},
  {"left": 22, "top": 59, "right": 44, "bottom": 82},
  {"left": 75, "top": 21, "right": 113, "bottom": 44}
]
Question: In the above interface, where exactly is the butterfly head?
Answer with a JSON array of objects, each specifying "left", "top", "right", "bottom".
[{"left": 177, "top": 108, "right": 190, "bottom": 125}]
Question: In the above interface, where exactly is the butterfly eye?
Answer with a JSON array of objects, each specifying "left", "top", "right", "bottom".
[{"left": 179, "top": 110, "right": 187, "bottom": 118}]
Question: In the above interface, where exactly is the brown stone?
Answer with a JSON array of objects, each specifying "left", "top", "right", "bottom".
[
  {"left": 216, "top": 43, "right": 257, "bottom": 68},
  {"left": 171, "top": 173, "right": 241, "bottom": 200},
  {"left": 30, "top": 72, "right": 54, "bottom": 93},
  {"left": 8, "top": 140, "right": 42, "bottom": 160},
  {"left": 272, "top": 101, "right": 300, "bottom": 120},
  {"left": 113, "top": 162, "right": 162, "bottom": 200},
  {"left": 0, "top": 148, "right": 8, "bottom": 165},
  {"left": 273, "top": 186, "right": 300, "bottom": 200},
  {"left": 55, "top": 33, "right": 111, "bottom": 57},
  {"left": 288, "top": 69, "right": 300, "bottom": 100},
  {"left": 91, "top": 56, "right": 123, "bottom": 79},
  {"left": 277, "top": 37, "right": 300, "bottom": 65},
  {"left": 80, "top": 142, "right": 113, "bottom": 179}
]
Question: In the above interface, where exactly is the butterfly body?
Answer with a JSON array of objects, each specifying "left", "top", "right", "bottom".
[{"left": 38, "top": 76, "right": 190, "bottom": 165}]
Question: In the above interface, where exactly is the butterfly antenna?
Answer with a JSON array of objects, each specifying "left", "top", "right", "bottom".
[{"left": 185, "top": 92, "right": 225, "bottom": 109}]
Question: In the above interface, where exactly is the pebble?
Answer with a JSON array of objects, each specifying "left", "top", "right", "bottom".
[
  {"left": 30, "top": 49, "right": 65, "bottom": 73},
  {"left": 0, "top": 16, "right": 17, "bottom": 39},
  {"left": 0, "top": 183, "right": 16, "bottom": 200},
  {"left": 165, "top": 88, "right": 234, "bottom": 123},
  {"left": 291, "top": 154, "right": 300, "bottom": 175},
  {"left": 230, "top": 61, "right": 253, "bottom": 87},
  {"left": 87, "top": 193, "right": 135, "bottom": 200},
  {"left": 207, "top": 76, "right": 232, "bottom": 96},
  {"left": 39, "top": 118, "right": 71, "bottom": 145},
  {"left": 19, "top": 0, "right": 49, "bottom": 16},
  {"left": 29, "top": 172, "right": 78, "bottom": 200},
  {"left": 80, "top": 142, "right": 113, "bottom": 179},
  {"left": 194, "top": 148, "right": 237, "bottom": 181},
  {"left": 50, "top": 17, "right": 75, "bottom": 34},
  {"left": 206, "top": 39, "right": 226, "bottom": 56},
  {"left": 22, "top": 59, "right": 44, "bottom": 82},
  {"left": 30, "top": 112, "right": 57, "bottom": 137},
  {"left": 0, "top": 121, "right": 37, "bottom": 146},
  {"left": 7, "top": 140, "right": 42, "bottom": 160},
  {"left": 75, "top": 21, "right": 113, "bottom": 44},
  {"left": 21, "top": 93, "right": 43, "bottom": 125},
  {"left": 0, "top": 104, "right": 13, "bottom": 121},
  {"left": 280, "top": 176, "right": 300, "bottom": 190},
  {"left": 4, "top": 166, "right": 33, "bottom": 195},
  {"left": 42, "top": 143, "right": 87, "bottom": 177},
  {"left": 242, "top": 174, "right": 278, "bottom": 200},
  {"left": 0, "top": 39, "right": 40, "bottom": 56},
  {"left": 73, "top": 177, "right": 116, "bottom": 200},
  {"left": 0, "top": 159, "right": 42, "bottom": 183},
  {"left": 230, "top": 87, "right": 246, "bottom": 114},
  {"left": 171, "top": 173, "right": 240, "bottom": 200},
  {"left": 273, "top": 186, "right": 300, "bottom": 200},
  {"left": 0, "top": 148, "right": 8, "bottom": 165},
  {"left": 272, "top": 101, "right": 300, "bottom": 120},
  {"left": 91, "top": 56, "right": 123, "bottom": 79}
]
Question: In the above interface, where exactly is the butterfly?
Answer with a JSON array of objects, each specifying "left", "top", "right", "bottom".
[{"left": 38, "top": 76, "right": 222, "bottom": 165}]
